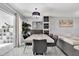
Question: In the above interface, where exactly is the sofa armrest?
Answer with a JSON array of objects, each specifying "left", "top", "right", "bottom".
[{"left": 74, "top": 46, "right": 79, "bottom": 50}]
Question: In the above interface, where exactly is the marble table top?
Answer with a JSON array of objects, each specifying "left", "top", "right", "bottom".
[{"left": 24, "top": 34, "right": 54, "bottom": 43}]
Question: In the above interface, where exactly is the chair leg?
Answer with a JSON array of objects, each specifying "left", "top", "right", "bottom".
[
  {"left": 23, "top": 46, "right": 26, "bottom": 53},
  {"left": 43, "top": 52, "right": 46, "bottom": 55},
  {"left": 33, "top": 52, "right": 36, "bottom": 55}
]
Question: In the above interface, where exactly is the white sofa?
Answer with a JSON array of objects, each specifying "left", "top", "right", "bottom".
[
  {"left": 0, "top": 40, "right": 14, "bottom": 56},
  {"left": 58, "top": 35, "right": 79, "bottom": 56},
  {"left": 59, "top": 36, "right": 79, "bottom": 46}
]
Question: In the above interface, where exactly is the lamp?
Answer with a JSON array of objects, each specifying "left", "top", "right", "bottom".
[{"left": 32, "top": 8, "right": 40, "bottom": 18}]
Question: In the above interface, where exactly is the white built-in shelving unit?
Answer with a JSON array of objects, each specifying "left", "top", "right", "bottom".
[{"left": 43, "top": 16, "right": 49, "bottom": 35}]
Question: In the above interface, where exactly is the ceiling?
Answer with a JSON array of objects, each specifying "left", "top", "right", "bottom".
[{"left": 9, "top": 3, "right": 79, "bottom": 17}]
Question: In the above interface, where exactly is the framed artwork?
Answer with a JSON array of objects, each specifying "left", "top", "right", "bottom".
[{"left": 59, "top": 19, "right": 73, "bottom": 27}]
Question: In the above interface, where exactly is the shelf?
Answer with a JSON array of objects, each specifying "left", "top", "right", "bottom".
[
  {"left": 43, "top": 22, "right": 49, "bottom": 23},
  {"left": 44, "top": 23, "right": 49, "bottom": 29},
  {"left": 43, "top": 30, "right": 49, "bottom": 35},
  {"left": 43, "top": 16, "right": 49, "bottom": 22},
  {"left": 43, "top": 29, "right": 49, "bottom": 30},
  {"left": 43, "top": 16, "right": 49, "bottom": 35}
]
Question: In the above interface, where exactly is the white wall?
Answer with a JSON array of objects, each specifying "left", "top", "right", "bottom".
[
  {"left": 24, "top": 16, "right": 79, "bottom": 37},
  {"left": 49, "top": 16, "right": 79, "bottom": 36},
  {"left": 26, "top": 16, "right": 43, "bottom": 29}
]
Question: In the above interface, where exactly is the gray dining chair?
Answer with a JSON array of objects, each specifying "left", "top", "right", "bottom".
[
  {"left": 49, "top": 34, "right": 58, "bottom": 46},
  {"left": 52, "top": 35, "right": 58, "bottom": 46},
  {"left": 32, "top": 39, "right": 47, "bottom": 55}
]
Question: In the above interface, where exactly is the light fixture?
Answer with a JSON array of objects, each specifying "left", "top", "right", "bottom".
[{"left": 32, "top": 8, "right": 40, "bottom": 18}]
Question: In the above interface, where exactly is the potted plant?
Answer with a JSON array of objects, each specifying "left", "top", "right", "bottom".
[{"left": 22, "top": 22, "right": 31, "bottom": 39}]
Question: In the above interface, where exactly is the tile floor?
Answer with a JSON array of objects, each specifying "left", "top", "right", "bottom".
[{"left": 3, "top": 46, "right": 65, "bottom": 56}]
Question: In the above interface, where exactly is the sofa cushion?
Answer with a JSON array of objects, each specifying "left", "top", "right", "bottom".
[
  {"left": 59, "top": 36, "right": 79, "bottom": 45},
  {"left": 74, "top": 46, "right": 79, "bottom": 50}
]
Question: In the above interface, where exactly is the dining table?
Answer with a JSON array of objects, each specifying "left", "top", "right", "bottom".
[{"left": 24, "top": 34, "right": 54, "bottom": 44}]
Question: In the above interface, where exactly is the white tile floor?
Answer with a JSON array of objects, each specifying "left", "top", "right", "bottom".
[{"left": 3, "top": 46, "right": 65, "bottom": 56}]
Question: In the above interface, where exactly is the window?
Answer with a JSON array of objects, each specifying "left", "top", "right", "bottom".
[{"left": 0, "top": 10, "right": 14, "bottom": 43}]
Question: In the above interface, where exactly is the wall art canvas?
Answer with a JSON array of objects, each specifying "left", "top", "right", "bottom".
[{"left": 59, "top": 19, "right": 73, "bottom": 27}]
